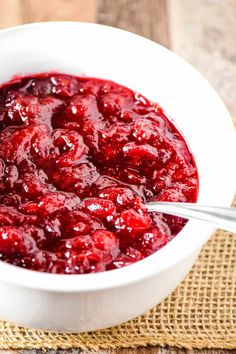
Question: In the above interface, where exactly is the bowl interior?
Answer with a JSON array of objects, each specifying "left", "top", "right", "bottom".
[{"left": 0, "top": 22, "right": 235, "bottom": 290}]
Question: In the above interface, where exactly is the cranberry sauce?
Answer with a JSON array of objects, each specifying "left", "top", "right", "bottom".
[{"left": 0, "top": 73, "right": 198, "bottom": 274}]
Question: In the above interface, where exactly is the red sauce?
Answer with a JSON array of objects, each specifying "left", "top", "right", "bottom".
[{"left": 0, "top": 73, "right": 198, "bottom": 274}]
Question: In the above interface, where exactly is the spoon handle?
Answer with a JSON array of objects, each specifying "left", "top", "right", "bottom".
[{"left": 146, "top": 202, "right": 236, "bottom": 233}]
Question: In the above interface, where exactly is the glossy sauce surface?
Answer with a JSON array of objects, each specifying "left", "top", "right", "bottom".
[{"left": 0, "top": 73, "right": 198, "bottom": 273}]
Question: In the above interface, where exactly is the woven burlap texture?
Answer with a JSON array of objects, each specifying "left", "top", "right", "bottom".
[{"left": 0, "top": 203, "right": 236, "bottom": 350}]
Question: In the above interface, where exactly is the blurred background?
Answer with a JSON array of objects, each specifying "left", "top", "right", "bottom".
[{"left": 0, "top": 0, "right": 235, "bottom": 117}]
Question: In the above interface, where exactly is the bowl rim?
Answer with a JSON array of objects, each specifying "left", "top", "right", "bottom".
[{"left": 0, "top": 21, "right": 235, "bottom": 292}]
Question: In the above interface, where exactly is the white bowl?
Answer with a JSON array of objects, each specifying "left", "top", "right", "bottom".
[{"left": 0, "top": 22, "right": 235, "bottom": 332}]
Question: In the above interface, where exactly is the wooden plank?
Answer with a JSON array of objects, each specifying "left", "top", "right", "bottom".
[
  {"left": 0, "top": 1, "right": 235, "bottom": 354},
  {"left": 22, "top": 0, "right": 97, "bottom": 23},
  {"left": 104, "top": 349, "right": 236, "bottom": 354},
  {"left": 0, "top": 0, "right": 22, "bottom": 29},
  {"left": 168, "top": 0, "right": 236, "bottom": 116},
  {"left": 97, "top": 0, "right": 170, "bottom": 48}
]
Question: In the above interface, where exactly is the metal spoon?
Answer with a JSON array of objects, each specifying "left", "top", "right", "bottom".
[{"left": 146, "top": 202, "right": 236, "bottom": 233}]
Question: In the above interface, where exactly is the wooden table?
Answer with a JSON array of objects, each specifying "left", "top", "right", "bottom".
[{"left": 0, "top": 1, "right": 235, "bottom": 353}]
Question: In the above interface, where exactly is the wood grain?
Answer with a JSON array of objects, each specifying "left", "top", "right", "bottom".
[
  {"left": 97, "top": 0, "right": 169, "bottom": 48},
  {"left": 0, "top": 0, "right": 22, "bottom": 28},
  {"left": 168, "top": 0, "right": 236, "bottom": 116},
  {"left": 0, "top": 1, "right": 235, "bottom": 353},
  {"left": 22, "top": 0, "right": 97, "bottom": 23}
]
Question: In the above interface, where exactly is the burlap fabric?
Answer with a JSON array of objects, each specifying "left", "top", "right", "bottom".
[
  {"left": 1, "top": 110, "right": 236, "bottom": 350},
  {"left": 0, "top": 196, "right": 235, "bottom": 350}
]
